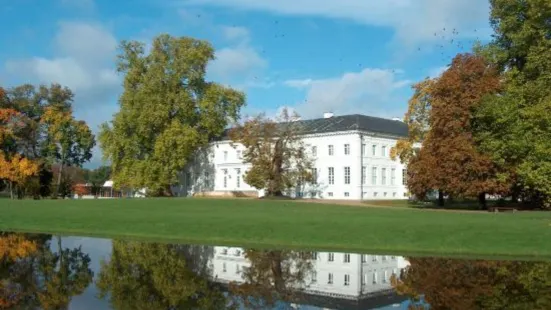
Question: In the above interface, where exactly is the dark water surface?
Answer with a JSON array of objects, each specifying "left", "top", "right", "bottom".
[{"left": 1, "top": 232, "right": 550, "bottom": 309}]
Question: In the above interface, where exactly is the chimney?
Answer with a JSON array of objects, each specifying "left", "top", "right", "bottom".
[{"left": 323, "top": 112, "right": 334, "bottom": 119}]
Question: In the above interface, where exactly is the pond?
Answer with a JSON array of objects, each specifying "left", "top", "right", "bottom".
[{"left": 1, "top": 232, "right": 549, "bottom": 309}]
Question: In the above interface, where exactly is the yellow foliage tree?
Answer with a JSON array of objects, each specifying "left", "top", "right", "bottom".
[
  {"left": 390, "top": 78, "right": 435, "bottom": 164},
  {"left": 0, "top": 233, "right": 38, "bottom": 260}
]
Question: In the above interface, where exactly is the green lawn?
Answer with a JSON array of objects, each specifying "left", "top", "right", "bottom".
[{"left": 1, "top": 198, "right": 550, "bottom": 260}]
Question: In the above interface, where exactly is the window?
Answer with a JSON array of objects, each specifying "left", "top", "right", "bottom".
[
  {"left": 312, "top": 168, "right": 318, "bottom": 184},
  {"left": 402, "top": 169, "right": 407, "bottom": 185},
  {"left": 374, "top": 192, "right": 378, "bottom": 197},
  {"left": 311, "top": 271, "right": 317, "bottom": 283},
  {"left": 361, "top": 255, "right": 366, "bottom": 263},
  {"left": 381, "top": 145, "right": 387, "bottom": 157},
  {"left": 362, "top": 274, "right": 367, "bottom": 285},
  {"left": 391, "top": 168, "right": 396, "bottom": 185},
  {"left": 221, "top": 248, "right": 228, "bottom": 255},
  {"left": 393, "top": 192, "right": 397, "bottom": 197},
  {"left": 372, "top": 167, "right": 377, "bottom": 185},
  {"left": 344, "top": 192, "right": 350, "bottom": 197},
  {"left": 344, "top": 274, "right": 350, "bottom": 286},
  {"left": 344, "top": 167, "right": 351, "bottom": 184},
  {"left": 344, "top": 253, "right": 351, "bottom": 263},
  {"left": 204, "top": 172, "right": 210, "bottom": 188},
  {"left": 381, "top": 168, "right": 387, "bottom": 185},
  {"left": 328, "top": 145, "right": 334, "bottom": 156},
  {"left": 236, "top": 264, "right": 240, "bottom": 274},
  {"left": 362, "top": 166, "right": 366, "bottom": 184},
  {"left": 372, "top": 255, "right": 378, "bottom": 262},
  {"left": 384, "top": 192, "right": 387, "bottom": 197},
  {"left": 328, "top": 273, "right": 334, "bottom": 284},
  {"left": 235, "top": 168, "right": 241, "bottom": 188},
  {"left": 383, "top": 271, "right": 389, "bottom": 283},
  {"left": 372, "top": 144, "right": 377, "bottom": 156},
  {"left": 223, "top": 169, "right": 228, "bottom": 188},
  {"left": 373, "top": 272, "right": 378, "bottom": 284},
  {"left": 222, "top": 262, "right": 227, "bottom": 272},
  {"left": 236, "top": 150, "right": 242, "bottom": 159},
  {"left": 382, "top": 255, "right": 387, "bottom": 261},
  {"left": 328, "top": 253, "right": 334, "bottom": 262},
  {"left": 312, "top": 252, "right": 318, "bottom": 260},
  {"left": 362, "top": 143, "right": 366, "bottom": 156},
  {"left": 328, "top": 192, "right": 333, "bottom": 197},
  {"left": 344, "top": 144, "right": 350, "bottom": 155},
  {"left": 223, "top": 151, "right": 228, "bottom": 161},
  {"left": 312, "top": 146, "right": 317, "bottom": 156},
  {"left": 328, "top": 167, "right": 335, "bottom": 185},
  {"left": 235, "top": 249, "right": 241, "bottom": 256}
]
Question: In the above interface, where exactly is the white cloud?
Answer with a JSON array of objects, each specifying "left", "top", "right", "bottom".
[
  {"left": 221, "top": 26, "right": 250, "bottom": 42},
  {"left": 284, "top": 78, "right": 313, "bottom": 89},
  {"left": 208, "top": 43, "right": 267, "bottom": 80},
  {"left": 183, "top": 0, "right": 492, "bottom": 47},
  {"left": 284, "top": 68, "right": 411, "bottom": 118},
  {"left": 5, "top": 21, "right": 119, "bottom": 96}
]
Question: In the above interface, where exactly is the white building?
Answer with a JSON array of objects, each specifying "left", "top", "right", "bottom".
[
  {"left": 211, "top": 246, "right": 410, "bottom": 309},
  {"left": 173, "top": 113, "right": 410, "bottom": 200}
]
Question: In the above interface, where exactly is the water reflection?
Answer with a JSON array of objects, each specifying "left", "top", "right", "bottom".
[{"left": 1, "top": 232, "right": 551, "bottom": 309}]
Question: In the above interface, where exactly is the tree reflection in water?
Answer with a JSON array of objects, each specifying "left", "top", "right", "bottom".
[
  {"left": 0, "top": 232, "right": 93, "bottom": 309},
  {"left": 96, "top": 241, "right": 228, "bottom": 310},
  {"left": 392, "top": 257, "right": 551, "bottom": 310},
  {"left": 228, "top": 249, "right": 315, "bottom": 309}
]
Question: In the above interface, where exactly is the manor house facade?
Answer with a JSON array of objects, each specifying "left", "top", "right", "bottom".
[{"left": 172, "top": 113, "right": 410, "bottom": 200}]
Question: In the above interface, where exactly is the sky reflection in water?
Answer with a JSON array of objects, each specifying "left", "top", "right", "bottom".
[{"left": 1, "top": 232, "right": 549, "bottom": 310}]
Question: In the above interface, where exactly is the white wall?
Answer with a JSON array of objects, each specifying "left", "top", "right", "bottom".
[
  {"left": 210, "top": 246, "right": 409, "bottom": 299},
  {"left": 174, "top": 130, "right": 409, "bottom": 200}
]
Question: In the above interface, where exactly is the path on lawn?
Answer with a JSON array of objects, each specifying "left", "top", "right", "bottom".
[{"left": 295, "top": 199, "right": 488, "bottom": 214}]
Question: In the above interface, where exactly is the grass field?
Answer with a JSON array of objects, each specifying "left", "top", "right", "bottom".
[{"left": 1, "top": 198, "right": 550, "bottom": 260}]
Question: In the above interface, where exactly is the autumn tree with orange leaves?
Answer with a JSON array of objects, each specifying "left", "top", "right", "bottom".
[
  {"left": 0, "top": 104, "right": 39, "bottom": 198},
  {"left": 392, "top": 257, "right": 551, "bottom": 310},
  {"left": 1, "top": 84, "right": 94, "bottom": 199},
  {"left": 406, "top": 54, "right": 506, "bottom": 208}
]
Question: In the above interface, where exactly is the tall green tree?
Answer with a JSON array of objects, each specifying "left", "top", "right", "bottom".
[
  {"left": 42, "top": 106, "right": 95, "bottom": 197},
  {"left": 473, "top": 0, "right": 551, "bottom": 207},
  {"left": 229, "top": 108, "right": 314, "bottom": 197},
  {"left": 99, "top": 34, "right": 245, "bottom": 196}
]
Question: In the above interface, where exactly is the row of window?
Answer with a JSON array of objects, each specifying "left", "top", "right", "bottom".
[
  {"left": 313, "top": 167, "right": 407, "bottom": 186},
  {"left": 312, "top": 269, "right": 398, "bottom": 286},
  {"left": 311, "top": 143, "right": 391, "bottom": 157},
  {"left": 321, "top": 253, "right": 396, "bottom": 263},
  {"left": 218, "top": 142, "right": 395, "bottom": 163}
]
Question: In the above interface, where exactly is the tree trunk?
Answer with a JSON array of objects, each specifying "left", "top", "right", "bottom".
[
  {"left": 438, "top": 190, "right": 445, "bottom": 207},
  {"left": 270, "top": 252, "right": 285, "bottom": 292},
  {"left": 55, "top": 163, "right": 64, "bottom": 198},
  {"left": 9, "top": 181, "right": 14, "bottom": 199},
  {"left": 478, "top": 192, "right": 487, "bottom": 210}
]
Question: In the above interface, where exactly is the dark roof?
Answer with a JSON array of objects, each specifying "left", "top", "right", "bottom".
[{"left": 218, "top": 114, "right": 408, "bottom": 140}]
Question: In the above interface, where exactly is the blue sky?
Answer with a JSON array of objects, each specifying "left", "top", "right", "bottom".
[{"left": 0, "top": 0, "right": 493, "bottom": 167}]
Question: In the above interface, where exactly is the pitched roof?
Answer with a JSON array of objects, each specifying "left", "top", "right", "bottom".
[{"left": 219, "top": 114, "right": 408, "bottom": 140}]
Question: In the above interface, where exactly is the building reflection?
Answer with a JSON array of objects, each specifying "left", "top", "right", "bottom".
[{"left": 211, "top": 246, "right": 410, "bottom": 309}]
